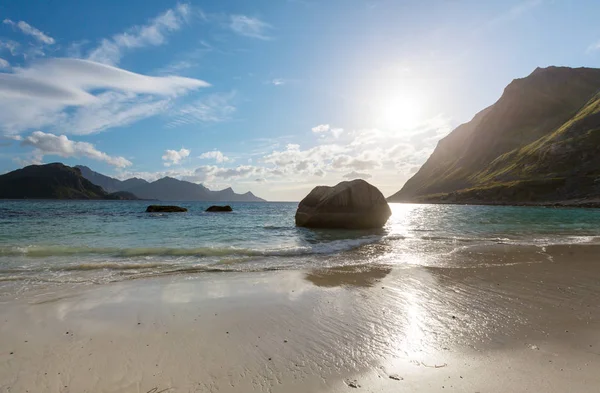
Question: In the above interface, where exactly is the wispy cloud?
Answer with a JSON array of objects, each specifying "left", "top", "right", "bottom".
[
  {"left": 3, "top": 19, "right": 55, "bottom": 45},
  {"left": 586, "top": 39, "right": 600, "bottom": 54},
  {"left": 229, "top": 15, "right": 272, "bottom": 40},
  {"left": 162, "top": 148, "right": 190, "bottom": 166},
  {"left": 21, "top": 131, "right": 132, "bottom": 168},
  {"left": 0, "top": 39, "right": 19, "bottom": 56},
  {"left": 270, "top": 78, "right": 285, "bottom": 86},
  {"left": 87, "top": 3, "right": 191, "bottom": 66},
  {"left": 489, "top": 0, "right": 543, "bottom": 26},
  {"left": 0, "top": 58, "right": 208, "bottom": 135},
  {"left": 0, "top": 58, "right": 9, "bottom": 69},
  {"left": 167, "top": 92, "right": 236, "bottom": 128}
]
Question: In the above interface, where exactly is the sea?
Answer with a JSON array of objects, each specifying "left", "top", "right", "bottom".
[{"left": 1, "top": 200, "right": 600, "bottom": 294}]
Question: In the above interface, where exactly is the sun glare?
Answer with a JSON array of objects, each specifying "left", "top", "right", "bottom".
[{"left": 376, "top": 95, "right": 423, "bottom": 130}]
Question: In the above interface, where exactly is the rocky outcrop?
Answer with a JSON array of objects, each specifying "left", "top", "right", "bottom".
[
  {"left": 206, "top": 205, "right": 233, "bottom": 212},
  {"left": 146, "top": 205, "right": 187, "bottom": 213},
  {"left": 295, "top": 179, "right": 391, "bottom": 229}
]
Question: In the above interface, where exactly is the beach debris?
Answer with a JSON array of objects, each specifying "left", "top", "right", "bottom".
[
  {"left": 529, "top": 344, "right": 539, "bottom": 350},
  {"left": 389, "top": 374, "right": 403, "bottom": 381},
  {"left": 206, "top": 205, "right": 233, "bottom": 212},
  {"left": 345, "top": 379, "right": 360, "bottom": 388},
  {"left": 146, "top": 205, "right": 187, "bottom": 213}
]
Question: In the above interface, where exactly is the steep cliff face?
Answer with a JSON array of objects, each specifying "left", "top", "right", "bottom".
[{"left": 388, "top": 66, "right": 600, "bottom": 204}]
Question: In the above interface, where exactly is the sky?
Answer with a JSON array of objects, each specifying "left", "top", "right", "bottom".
[{"left": 1, "top": 0, "right": 600, "bottom": 201}]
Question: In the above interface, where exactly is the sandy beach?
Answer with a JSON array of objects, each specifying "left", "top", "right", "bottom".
[{"left": 1, "top": 244, "right": 600, "bottom": 392}]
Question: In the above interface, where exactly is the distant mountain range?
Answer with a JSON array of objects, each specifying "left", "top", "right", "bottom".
[
  {"left": 76, "top": 165, "right": 265, "bottom": 202},
  {"left": 0, "top": 163, "right": 138, "bottom": 200},
  {"left": 388, "top": 66, "right": 600, "bottom": 207},
  {"left": 0, "top": 163, "right": 265, "bottom": 201}
]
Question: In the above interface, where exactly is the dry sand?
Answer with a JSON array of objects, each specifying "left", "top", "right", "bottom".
[{"left": 1, "top": 244, "right": 600, "bottom": 392}]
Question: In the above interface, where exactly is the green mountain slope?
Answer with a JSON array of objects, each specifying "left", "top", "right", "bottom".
[{"left": 388, "top": 66, "right": 600, "bottom": 206}]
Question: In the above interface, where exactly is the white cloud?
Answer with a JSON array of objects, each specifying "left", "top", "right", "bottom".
[
  {"left": 311, "top": 124, "right": 330, "bottom": 133},
  {"left": 0, "top": 58, "right": 208, "bottom": 135},
  {"left": 199, "top": 150, "right": 230, "bottom": 163},
  {"left": 229, "top": 15, "right": 271, "bottom": 40},
  {"left": 162, "top": 148, "right": 190, "bottom": 166},
  {"left": 0, "top": 58, "right": 8, "bottom": 69},
  {"left": 330, "top": 128, "right": 344, "bottom": 138},
  {"left": 114, "top": 115, "right": 454, "bottom": 200},
  {"left": 87, "top": 3, "right": 191, "bottom": 66},
  {"left": 167, "top": 92, "right": 236, "bottom": 127},
  {"left": 270, "top": 78, "right": 285, "bottom": 86},
  {"left": 3, "top": 19, "right": 55, "bottom": 45},
  {"left": 312, "top": 124, "right": 343, "bottom": 138},
  {"left": 343, "top": 171, "right": 372, "bottom": 180},
  {"left": 21, "top": 131, "right": 132, "bottom": 168}
]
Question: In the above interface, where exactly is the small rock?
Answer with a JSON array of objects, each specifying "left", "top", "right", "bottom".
[
  {"left": 284, "top": 340, "right": 288, "bottom": 343},
  {"left": 206, "top": 205, "right": 233, "bottom": 212},
  {"left": 146, "top": 205, "right": 187, "bottom": 213},
  {"left": 389, "top": 374, "right": 403, "bottom": 381},
  {"left": 346, "top": 379, "right": 360, "bottom": 388}
]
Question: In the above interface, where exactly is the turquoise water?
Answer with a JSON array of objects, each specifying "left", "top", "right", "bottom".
[{"left": 1, "top": 200, "right": 600, "bottom": 291}]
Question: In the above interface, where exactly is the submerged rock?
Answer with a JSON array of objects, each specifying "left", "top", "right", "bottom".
[
  {"left": 206, "top": 205, "right": 233, "bottom": 212},
  {"left": 145, "top": 205, "right": 187, "bottom": 213},
  {"left": 295, "top": 179, "right": 391, "bottom": 229}
]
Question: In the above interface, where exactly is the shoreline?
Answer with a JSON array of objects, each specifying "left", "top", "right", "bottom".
[
  {"left": 386, "top": 199, "right": 600, "bottom": 209},
  {"left": 2, "top": 243, "right": 600, "bottom": 392}
]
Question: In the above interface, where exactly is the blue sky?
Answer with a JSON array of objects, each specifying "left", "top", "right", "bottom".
[{"left": 1, "top": 0, "right": 599, "bottom": 200}]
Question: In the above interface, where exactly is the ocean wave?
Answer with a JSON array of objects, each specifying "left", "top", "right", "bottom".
[{"left": 0, "top": 236, "right": 384, "bottom": 260}]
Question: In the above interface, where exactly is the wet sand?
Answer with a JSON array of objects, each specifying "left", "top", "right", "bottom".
[{"left": 1, "top": 244, "right": 600, "bottom": 392}]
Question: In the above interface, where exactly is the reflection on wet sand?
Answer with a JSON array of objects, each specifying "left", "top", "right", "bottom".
[
  {"left": 1, "top": 244, "right": 600, "bottom": 392},
  {"left": 304, "top": 264, "right": 392, "bottom": 288}
]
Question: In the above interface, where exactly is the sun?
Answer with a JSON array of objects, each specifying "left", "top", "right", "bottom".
[{"left": 376, "top": 95, "right": 423, "bottom": 130}]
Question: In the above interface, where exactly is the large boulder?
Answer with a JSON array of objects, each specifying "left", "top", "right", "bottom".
[
  {"left": 206, "top": 205, "right": 233, "bottom": 212},
  {"left": 295, "top": 179, "right": 392, "bottom": 229},
  {"left": 146, "top": 205, "right": 187, "bottom": 213}
]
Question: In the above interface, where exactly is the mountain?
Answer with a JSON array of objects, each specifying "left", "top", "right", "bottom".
[
  {"left": 77, "top": 166, "right": 266, "bottom": 202},
  {"left": 124, "top": 177, "right": 266, "bottom": 202},
  {"left": 76, "top": 165, "right": 148, "bottom": 193},
  {"left": 0, "top": 163, "right": 137, "bottom": 199},
  {"left": 388, "top": 66, "right": 600, "bottom": 206}
]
